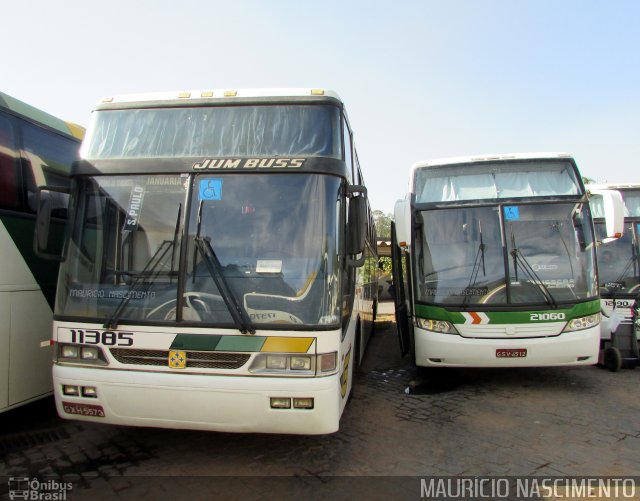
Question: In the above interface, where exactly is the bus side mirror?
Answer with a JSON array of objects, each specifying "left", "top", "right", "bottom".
[
  {"left": 394, "top": 198, "right": 411, "bottom": 249},
  {"left": 347, "top": 185, "right": 367, "bottom": 267},
  {"left": 590, "top": 189, "right": 625, "bottom": 242},
  {"left": 34, "top": 186, "right": 69, "bottom": 261}
]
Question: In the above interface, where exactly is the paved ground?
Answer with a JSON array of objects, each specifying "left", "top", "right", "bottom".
[{"left": 1, "top": 305, "right": 639, "bottom": 499}]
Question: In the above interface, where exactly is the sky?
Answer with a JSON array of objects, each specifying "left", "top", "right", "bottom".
[{"left": 4, "top": 0, "right": 640, "bottom": 214}]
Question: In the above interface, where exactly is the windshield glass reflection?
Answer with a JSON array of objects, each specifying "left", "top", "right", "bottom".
[
  {"left": 56, "top": 174, "right": 342, "bottom": 328},
  {"left": 416, "top": 202, "right": 597, "bottom": 306}
]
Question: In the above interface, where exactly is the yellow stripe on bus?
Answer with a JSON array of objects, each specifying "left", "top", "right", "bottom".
[
  {"left": 65, "top": 122, "right": 86, "bottom": 140},
  {"left": 261, "top": 337, "right": 314, "bottom": 353}
]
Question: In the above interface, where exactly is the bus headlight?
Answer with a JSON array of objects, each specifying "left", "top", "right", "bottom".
[
  {"left": 57, "top": 343, "right": 108, "bottom": 366},
  {"left": 290, "top": 356, "right": 311, "bottom": 370},
  {"left": 318, "top": 352, "right": 337, "bottom": 372},
  {"left": 250, "top": 352, "right": 337, "bottom": 375},
  {"left": 416, "top": 318, "right": 458, "bottom": 334},
  {"left": 61, "top": 345, "right": 80, "bottom": 358},
  {"left": 563, "top": 314, "right": 600, "bottom": 332},
  {"left": 266, "top": 355, "right": 287, "bottom": 370},
  {"left": 81, "top": 346, "right": 100, "bottom": 360}
]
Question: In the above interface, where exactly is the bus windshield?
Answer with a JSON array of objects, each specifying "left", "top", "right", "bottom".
[
  {"left": 595, "top": 221, "right": 640, "bottom": 294},
  {"left": 83, "top": 105, "right": 341, "bottom": 159},
  {"left": 56, "top": 173, "right": 341, "bottom": 328},
  {"left": 416, "top": 202, "right": 597, "bottom": 306},
  {"left": 414, "top": 160, "right": 582, "bottom": 203}
]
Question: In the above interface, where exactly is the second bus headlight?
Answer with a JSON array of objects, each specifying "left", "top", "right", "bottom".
[
  {"left": 416, "top": 318, "right": 458, "bottom": 334},
  {"left": 563, "top": 314, "right": 600, "bottom": 332}
]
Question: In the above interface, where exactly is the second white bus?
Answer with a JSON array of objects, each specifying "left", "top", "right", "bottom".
[{"left": 393, "top": 153, "right": 623, "bottom": 367}]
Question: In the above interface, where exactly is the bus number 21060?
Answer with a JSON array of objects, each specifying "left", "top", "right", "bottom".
[{"left": 530, "top": 313, "right": 566, "bottom": 321}]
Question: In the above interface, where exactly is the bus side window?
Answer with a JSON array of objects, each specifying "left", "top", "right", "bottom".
[
  {"left": 19, "top": 120, "right": 78, "bottom": 215},
  {"left": 0, "top": 114, "right": 19, "bottom": 210},
  {"left": 354, "top": 152, "right": 363, "bottom": 185},
  {"left": 343, "top": 118, "right": 353, "bottom": 184}
]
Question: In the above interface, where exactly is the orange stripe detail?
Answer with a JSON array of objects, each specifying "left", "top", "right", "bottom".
[{"left": 470, "top": 312, "right": 482, "bottom": 324}]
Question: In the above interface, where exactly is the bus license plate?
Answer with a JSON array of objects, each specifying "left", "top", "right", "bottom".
[
  {"left": 496, "top": 348, "right": 527, "bottom": 358},
  {"left": 62, "top": 402, "right": 105, "bottom": 418}
]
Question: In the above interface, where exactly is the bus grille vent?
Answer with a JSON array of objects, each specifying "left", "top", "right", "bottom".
[{"left": 110, "top": 348, "right": 250, "bottom": 369}]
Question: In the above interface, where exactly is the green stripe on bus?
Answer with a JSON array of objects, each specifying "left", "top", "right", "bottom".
[
  {"left": 0, "top": 91, "right": 81, "bottom": 139},
  {"left": 415, "top": 300, "right": 600, "bottom": 324},
  {"left": 170, "top": 334, "right": 267, "bottom": 352},
  {"left": 0, "top": 215, "right": 60, "bottom": 309},
  {"left": 170, "top": 334, "right": 222, "bottom": 351},
  {"left": 215, "top": 336, "right": 266, "bottom": 352}
]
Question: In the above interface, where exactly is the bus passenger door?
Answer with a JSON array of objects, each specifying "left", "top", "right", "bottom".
[{"left": 391, "top": 221, "right": 412, "bottom": 356}]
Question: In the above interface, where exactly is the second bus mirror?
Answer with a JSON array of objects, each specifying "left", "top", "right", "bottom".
[
  {"left": 394, "top": 198, "right": 411, "bottom": 249},
  {"left": 590, "top": 188, "right": 625, "bottom": 243},
  {"left": 33, "top": 186, "right": 69, "bottom": 261}
]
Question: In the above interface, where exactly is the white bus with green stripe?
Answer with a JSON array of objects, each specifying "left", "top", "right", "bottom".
[
  {"left": 35, "top": 88, "right": 377, "bottom": 434},
  {"left": 588, "top": 183, "right": 640, "bottom": 369},
  {"left": 392, "top": 153, "right": 623, "bottom": 367},
  {"left": 0, "top": 91, "right": 83, "bottom": 412}
]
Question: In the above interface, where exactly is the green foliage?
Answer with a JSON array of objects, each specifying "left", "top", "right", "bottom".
[
  {"left": 373, "top": 210, "right": 392, "bottom": 239},
  {"left": 379, "top": 256, "right": 392, "bottom": 274}
]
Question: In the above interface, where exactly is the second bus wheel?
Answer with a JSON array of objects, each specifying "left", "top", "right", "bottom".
[{"left": 603, "top": 346, "right": 622, "bottom": 372}]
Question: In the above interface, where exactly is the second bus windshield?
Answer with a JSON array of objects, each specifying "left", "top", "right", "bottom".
[{"left": 416, "top": 202, "right": 597, "bottom": 306}]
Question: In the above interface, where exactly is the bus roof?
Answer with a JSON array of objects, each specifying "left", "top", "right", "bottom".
[
  {"left": 95, "top": 88, "right": 342, "bottom": 109},
  {"left": 586, "top": 183, "right": 640, "bottom": 191},
  {"left": 0, "top": 90, "right": 85, "bottom": 141},
  {"left": 408, "top": 152, "right": 580, "bottom": 197}
]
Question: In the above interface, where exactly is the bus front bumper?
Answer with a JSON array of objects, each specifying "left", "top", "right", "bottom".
[
  {"left": 414, "top": 326, "right": 600, "bottom": 367},
  {"left": 53, "top": 365, "right": 342, "bottom": 435}
]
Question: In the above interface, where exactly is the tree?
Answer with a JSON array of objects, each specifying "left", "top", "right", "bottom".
[
  {"left": 373, "top": 210, "right": 392, "bottom": 239},
  {"left": 373, "top": 210, "right": 394, "bottom": 280},
  {"left": 379, "top": 256, "right": 392, "bottom": 274}
]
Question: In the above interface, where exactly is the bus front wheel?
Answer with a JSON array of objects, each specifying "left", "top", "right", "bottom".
[{"left": 604, "top": 346, "right": 622, "bottom": 372}]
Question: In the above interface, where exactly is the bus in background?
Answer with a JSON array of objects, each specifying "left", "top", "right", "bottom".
[
  {"left": 588, "top": 183, "right": 640, "bottom": 370},
  {"left": 392, "top": 153, "right": 623, "bottom": 368},
  {"left": 0, "top": 91, "right": 84, "bottom": 412},
  {"left": 35, "top": 88, "right": 377, "bottom": 434}
]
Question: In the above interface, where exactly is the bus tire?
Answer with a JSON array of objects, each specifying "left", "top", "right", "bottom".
[{"left": 604, "top": 347, "right": 622, "bottom": 372}]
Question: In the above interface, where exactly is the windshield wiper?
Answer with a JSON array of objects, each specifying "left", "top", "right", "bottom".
[
  {"left": 610, "top": 245, "right": 639, "bottom": 289},
  {"left": 633, "top": 233, "right": 639, "bottom": 281},
  {"left": 510, "top": 230, "right": 557, "bottom": 308},
  {"left": 553, "top": 220, "right": 576, "bottom": 278},
  {"left": 194, "top": 236, "right": 256, "bottom": 335},
  {"left": 104, "top": 205, "right": 182, "bottom": 329},
  {"left": 192, "top": 200, "right": 255, "bottom": 334},
  {"left": 461, "top": 220, "right": 486, "bottom": 308},
  {"left": 104, "top": 239, "right": 174, "bottom": 329}
]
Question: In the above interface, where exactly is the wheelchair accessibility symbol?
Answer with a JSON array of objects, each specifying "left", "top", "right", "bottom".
[
  {"left": 504, "top": 206, "right": 520, "bottom": 221},
  {"left": 199, "top": 178, "right": 223, "bottom": 200}
]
